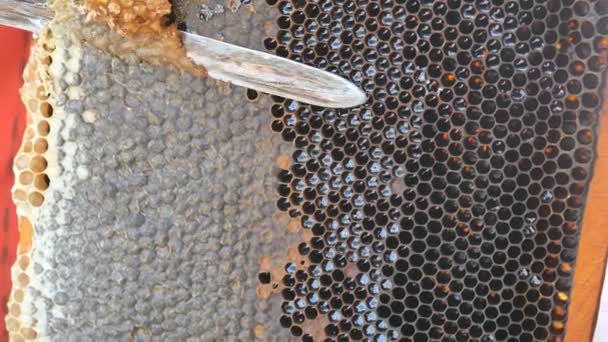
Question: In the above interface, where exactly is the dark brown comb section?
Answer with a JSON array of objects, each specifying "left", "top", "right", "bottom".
[{"left": 261, "top": 0, "right": 608, "bottom": 340}]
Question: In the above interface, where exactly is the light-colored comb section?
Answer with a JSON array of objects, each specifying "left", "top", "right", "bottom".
[
  {"left": 6, "top": 27, "right": 57, "bottom": 342},
  {"left": 4, "top": 1, "right": 296, "bottom": 339}
]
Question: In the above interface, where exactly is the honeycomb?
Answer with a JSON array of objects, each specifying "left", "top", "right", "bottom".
[
  {"left": 6, "top": 1, "right": 293, "bottom": 340},
  {"left": 4, "top": 0, "right": 608, "bottom": 341},
  {"left": 250, "top": 0, "right": 608, "bottom": 340},
  {"left": 7, "top": 26, "right": 55, "bottom": 342}
]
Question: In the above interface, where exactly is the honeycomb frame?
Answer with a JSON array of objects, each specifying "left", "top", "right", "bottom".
[{"left": 4, "top": 0, "right": 608, "bottom": 340}]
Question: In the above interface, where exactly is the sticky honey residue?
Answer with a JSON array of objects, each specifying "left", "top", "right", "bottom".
[
  {"left": 49, "top": 0, "right": 206, "bottom": 76},
  {"left": 18, "top": 218, "right": 33, "bottom": 253},
  {"left": 276, "top": 154, "right": 291, "bottom": 170}
]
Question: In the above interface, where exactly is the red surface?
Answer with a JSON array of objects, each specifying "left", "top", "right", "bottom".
[{"left": 0, "top": 26, "right": 31, "bottom": 342}]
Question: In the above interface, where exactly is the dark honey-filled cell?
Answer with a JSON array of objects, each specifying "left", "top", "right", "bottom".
[{"left": 263, "top": 0, "right": 608, "bottom": 340}]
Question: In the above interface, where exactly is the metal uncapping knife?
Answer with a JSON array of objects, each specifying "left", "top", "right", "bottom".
[{"left": 0, "top": 0, "right": 367, "bottom": 108}]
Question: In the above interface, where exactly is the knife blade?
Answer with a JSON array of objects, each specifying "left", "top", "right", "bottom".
[{"left": 0, "top": 0, "right": 367, "bottom": 108}]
